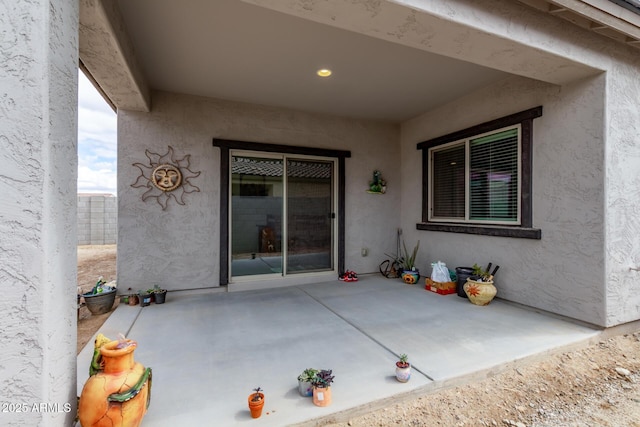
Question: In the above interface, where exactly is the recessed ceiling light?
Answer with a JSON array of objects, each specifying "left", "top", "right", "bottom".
[{"left": 317, "top": 69, "right": 332, "bottom": 77}]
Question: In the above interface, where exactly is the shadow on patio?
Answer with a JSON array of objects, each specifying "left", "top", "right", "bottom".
[{"left": 77, "top": 275, "right": 599, "bottom": 426}]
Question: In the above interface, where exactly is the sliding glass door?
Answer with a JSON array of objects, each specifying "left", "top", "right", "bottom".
[
  {"left": 286, "top": 159, "right": 334, "bottom": 274},
  {"left": 230, "top": 153, "right": 335, "bottom": 279}
]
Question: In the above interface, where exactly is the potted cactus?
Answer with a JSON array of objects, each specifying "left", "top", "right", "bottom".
[
  {"left": 395, "top": 354, "right": 411, "bottom": 382},
  {"left": 153, "top": 284, "right": 167, "bottom": 304}
]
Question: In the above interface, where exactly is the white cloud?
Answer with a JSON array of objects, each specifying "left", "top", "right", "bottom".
[{"left": 77, "top": 70, "right": 117, "bottom": 195}]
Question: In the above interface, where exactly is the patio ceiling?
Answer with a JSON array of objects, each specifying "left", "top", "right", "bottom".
[
  {"left": 81, "top": 0, "right": 632, "bottom": 122},
  {"left": 82, "top": 0, "right": 512, "bottom": 122}
]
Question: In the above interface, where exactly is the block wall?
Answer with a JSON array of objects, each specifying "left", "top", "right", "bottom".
[{"left": 78, "top": 195, "right": 117, "bottom": 245}]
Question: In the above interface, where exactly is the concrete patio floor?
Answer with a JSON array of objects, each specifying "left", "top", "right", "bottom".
[{"left": 77, "top": 275, "right": 602, "bottom": 426}]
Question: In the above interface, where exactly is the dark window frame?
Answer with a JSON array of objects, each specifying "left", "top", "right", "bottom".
[
  {"left": 416, "top": 106, "right": 543, "bottom": 239},
  {"left": 212, "top": 138, "right": 351, "bottom": 285}
]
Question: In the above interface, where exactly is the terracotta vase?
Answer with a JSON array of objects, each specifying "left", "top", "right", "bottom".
[
  {"left": 463, "top": 278, "right": 497, "bottom": 306},
  {"left": 78, "top": 339, "right": 152, "bottom": 427},
  {"left": 395, "top": 363, "right": 411, "bottom": 382},
  {"left": 312, "top": 386, "right": 332, "bottom": 407},
  {"left": 248, "top": 393, "right": 265, "bottom": 418}
]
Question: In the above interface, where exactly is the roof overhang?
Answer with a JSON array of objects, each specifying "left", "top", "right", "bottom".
[{"left": 78, "top": 0, "right": 637, "bottom": 121}]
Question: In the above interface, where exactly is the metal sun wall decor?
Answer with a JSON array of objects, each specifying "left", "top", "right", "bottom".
[{"left": 131, "top": 146, "right": 201, "bottom": 210}]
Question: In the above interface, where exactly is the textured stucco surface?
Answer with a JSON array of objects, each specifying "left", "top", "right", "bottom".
[
  {"left": 402, "top": 75, "right": 607, "bottom": 326},
  {"left": 118, "top": 92, "right": 400, "bottom": 292},
  {"left": 0, "top": 0, "right": 78, "bottom": 425},
  {"left": 604, "top": 56, "right": 640, "bottom": 326},
  {"left": 394, "top": 0, "right": 640, "bottom": 327}
]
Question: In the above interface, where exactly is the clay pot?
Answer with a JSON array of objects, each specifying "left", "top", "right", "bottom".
[
  {"left": 128, "top": 294, "right": 139, "bottom": 306},
  {"left": 463, "top": 278, "right": 497, "bottom": 306},
  {"left": 78, "top": 339, "right": 151, "bottom": 427},
  {"left": 312, "top": 386, "right": 332, "bottom": 407},
  {"left": 395, "top": 362, "right": 411, "bottom": 382},
  {"left": 248, "top": 392, "right": 264, "bottom": 418}
]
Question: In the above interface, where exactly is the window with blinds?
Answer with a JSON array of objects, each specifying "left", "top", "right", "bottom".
[{"left": 429, "top": 125, "right": 521, "bottom": 225}]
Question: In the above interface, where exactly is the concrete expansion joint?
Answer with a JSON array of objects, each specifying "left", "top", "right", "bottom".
[{"left": 295, "top": 285, "right": 435, "bottom": 382}]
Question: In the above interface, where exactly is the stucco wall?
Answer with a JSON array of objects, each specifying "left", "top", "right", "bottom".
[
  {"left": 117, "top": 92, "right": 400, "bottom": 292},
  {"left": 604, "top": 55, "right": 640, "bottom": 326},
  {"left": 0, "top": 0, "right": 78, "bottom": 424},
  {"left": 391, "top": 0, "right": 640, "bottom": 327},
  {"left": 401, "top": 75, "right": 607, "bottom": 326}
]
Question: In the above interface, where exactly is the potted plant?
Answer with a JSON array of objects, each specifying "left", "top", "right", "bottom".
[
  {"left": 400, "top": 240, "right": 420, "bottom": 284},
  {"left": 297, "top": 368, "right": 318, "bottom": 397},
  {"left": 153, "top": 284, "right": 167, "bottom": 304},
  {"left": 247, "top": 386, "right": 264, "bottom": 418},
  {"left": 140, "top": 289, "right": 153, "bottom": 307},
  {"left": 381, "top": 240, "right": 420, "bottom": 285},
  {"left": 463, "top": 263, "right": 498, "bottom": 306},
  {"left": 82, "top": 277, "right": 117, "bottom": 315},
  {"left": 395, "top": 354, "right": 411, "bottom": 382},
  {"left": 311, "top": 369, "right": 334, "bottom": 407}
]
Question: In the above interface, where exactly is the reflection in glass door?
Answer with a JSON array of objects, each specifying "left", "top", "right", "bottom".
[
  {"left": 230, "top": 154, "right": 335, "bottom": 279},
  {"left": 231, "top": 156, "right": 283, "bottom": 276},
  {"left": 286, "top": 159, "right": 334, "bottom": 274}
]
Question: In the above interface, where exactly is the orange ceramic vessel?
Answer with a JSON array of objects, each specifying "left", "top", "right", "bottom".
[
  {"left": 248, "top": 392, "right": 265, "bottom": 418},
  {"left": 312, "top": 386, "right": 332, "bottom": 407},
  {"left": 78, "top": 340, "right": 151, "bottom": 427}
]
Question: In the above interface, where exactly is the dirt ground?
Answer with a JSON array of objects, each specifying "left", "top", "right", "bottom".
[
  {"left": 77, "top": 246, "right": 640, "bottom": 426},
  {"left": 76, "top": 245, "right": 118, "bottom": 354},
  {"left": 327, "top": 331, "right": 640, "bottom": 427}
]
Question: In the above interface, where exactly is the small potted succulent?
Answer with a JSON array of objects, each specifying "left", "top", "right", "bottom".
[
  {"left": 311, "top": 369, "right": 334, "bottom": 407},
  {"left": 126, "top": 288, "right": 139, "bottom": 306},
  {"left": 395, "top": 353, "right": 411, "bottom": 382},
  {"left": 247, "top": 386, "right": 264, "bottom": 418},
  {"left": 152, "top": 284, "right": 167, "bottom": 304},
  {"left": 297, "top": 368, "right": 318, "bottom": 397}
]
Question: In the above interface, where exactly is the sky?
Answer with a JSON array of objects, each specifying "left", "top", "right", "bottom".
[{"left": 77, "top": 70, "right": 118, "bottom": 195}]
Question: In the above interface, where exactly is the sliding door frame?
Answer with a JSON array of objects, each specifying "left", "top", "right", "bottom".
[{"left": 213, "top": 138, "right": 351, "bottom": 285}]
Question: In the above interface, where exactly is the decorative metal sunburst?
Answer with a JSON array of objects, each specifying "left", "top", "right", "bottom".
[{"left": 131, "top": 146, "right": 201, "bottom": 210}]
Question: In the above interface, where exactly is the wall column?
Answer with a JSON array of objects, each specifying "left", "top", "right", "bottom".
[{"left": 0, "top": 0, "right": 79, "bottom": 425}]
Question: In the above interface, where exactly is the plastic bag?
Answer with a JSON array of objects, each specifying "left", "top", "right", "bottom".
[{"left": 430, "top": 261, "right": 450, "bottom": 282}]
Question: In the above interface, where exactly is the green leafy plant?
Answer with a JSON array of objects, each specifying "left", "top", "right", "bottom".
[
  {"left": 472, "top": 263, "right": 491, "bottom": 281},
  {"left": 251, "top": 386, "right": 263, "bottom": 402},
  {"left": 311, "top": 369, "right": 334, "bottom": 388},
  {"left": 401, "top": 240, "right": 420, "bottom": 271},
  {"left": 297, "top": 368, "right": 318, "bottom": 383},
  {"left": 384, "top": 240, "right": 421, "bottom": 272}
]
